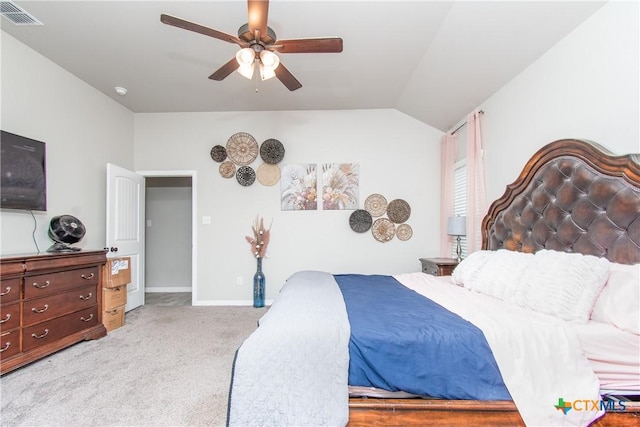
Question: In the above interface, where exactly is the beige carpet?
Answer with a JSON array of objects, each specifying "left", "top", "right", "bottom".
[{"left": 0, "top": 305, "right": 266, "bottom": 426}]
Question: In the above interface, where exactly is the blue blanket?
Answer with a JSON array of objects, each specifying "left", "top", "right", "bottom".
[{"left": 334, "top": 274, "right": 511, "bottom": 400}]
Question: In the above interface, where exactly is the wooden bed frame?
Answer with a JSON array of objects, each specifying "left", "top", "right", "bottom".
[{"left": 347, "top": 139, "right": 640, "bottom": 426}]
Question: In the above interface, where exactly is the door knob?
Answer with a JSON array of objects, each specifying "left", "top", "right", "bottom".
[{"left": 110, "top": 247, "right": 118, "bottom": 252}]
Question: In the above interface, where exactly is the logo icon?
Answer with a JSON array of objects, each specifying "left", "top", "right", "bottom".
[{"left": 555, "top": 398, "right": 572, "bottom": 415}]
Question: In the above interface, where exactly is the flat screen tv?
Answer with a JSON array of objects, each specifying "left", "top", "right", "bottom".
[{"left": 1, "top": 130, "right": 47, "bottom": 211}]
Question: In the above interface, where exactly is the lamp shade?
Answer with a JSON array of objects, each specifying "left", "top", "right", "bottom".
[
  {"left": 447, "top": 216, "right": 466, "bottom": 236},
  {"left": 259, "top": 50, "right": 280, "bottom": 81},
  {"left": 236, "top": 48, "right": 255, "bottom": 66},
  {"left": 260, "top": 50, "right": 279, "bottom": 69},
  {"left": 236, "top": 48, "right": 256, "bottom": 80}
]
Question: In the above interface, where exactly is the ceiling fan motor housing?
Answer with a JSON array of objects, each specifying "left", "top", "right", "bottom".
[{"left": 237, "top": 23, "right": 276, "bottom": 45}]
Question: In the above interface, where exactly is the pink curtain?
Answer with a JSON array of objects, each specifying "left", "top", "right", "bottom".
[
  {"left": 465, "top": 110, "right": 487, "bottom": 253},
  {"left": 440, "top": 132, "right": 458, "bottom": 257}
]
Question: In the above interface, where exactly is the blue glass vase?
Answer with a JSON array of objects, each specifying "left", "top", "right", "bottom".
[{"left": 253, "top": 257, "right": 265, "bottom": 308}]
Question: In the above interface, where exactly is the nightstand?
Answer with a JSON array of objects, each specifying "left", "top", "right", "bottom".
[{"left": 419, "top": 258, "right": 459, "bottom": 277}]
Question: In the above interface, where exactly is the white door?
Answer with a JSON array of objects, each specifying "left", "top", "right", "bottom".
[{"left": 106, "top": 163, "right": 145, "bottom": 311}]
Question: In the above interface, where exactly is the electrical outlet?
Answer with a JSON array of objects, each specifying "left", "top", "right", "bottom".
[{"left": 236, "top": 276, "right": 243, "bottom": 286}]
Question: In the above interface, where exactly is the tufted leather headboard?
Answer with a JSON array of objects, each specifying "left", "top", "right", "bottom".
[{"left": 482, "top": 139, "right": 640, "bottom": 264}]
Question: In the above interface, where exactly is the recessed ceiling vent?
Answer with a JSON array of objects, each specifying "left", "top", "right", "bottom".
[{"left": 0, "top": 1, "right": 43, "bottom": 25}]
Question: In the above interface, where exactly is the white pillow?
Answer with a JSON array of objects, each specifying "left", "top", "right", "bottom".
[
  {"left": 591, "top": 263, "right": 640, "bottom": 335},
  {"left": 516, "top": 250, "right": 610, "bottom": 323},
  {"left": 451, "top": 250, "right": 494, "bottom": 286},
  {"left": 453, "top": 249, "right": 611, "bottom": 324},
  {"left": 469, "top": 249, "right": 534, "bottom": 301}
]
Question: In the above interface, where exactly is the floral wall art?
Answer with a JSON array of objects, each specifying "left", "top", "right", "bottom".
[
  {"left": 322, "top": 163, "right": 359, "bottom": 210},
  {"left": 280, "top": 164, "right": 318, "bottom": 211}
]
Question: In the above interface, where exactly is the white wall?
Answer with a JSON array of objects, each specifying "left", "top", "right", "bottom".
[
  {"left": 0, "top": 32, "right": 135, "bottom": 255},
  {"left": 477, "top": 1, "right": 639, "bottom": 203},
  {"left": 134, "top": 110, "right": 442, "bottom": 303}
]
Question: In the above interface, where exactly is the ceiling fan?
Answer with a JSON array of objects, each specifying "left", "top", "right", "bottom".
[{"left": 160, "top": 0, "right": 343, "bottom": 91}]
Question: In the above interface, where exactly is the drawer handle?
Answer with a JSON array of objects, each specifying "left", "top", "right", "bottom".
[
  {"left": 79, "top": 292, "right": 93, "bottom": 300},
  {"left": 0, "top": 341, "right": 10, "bottom": 353},
  {"left": 80, "top": 314, "right": 94, "bottom": 322},
  {"left": 0, "top": 286, "right": 11, "bottom": 296},
  {"left": 31, "top": 304, "right": 49, "bottom": 314},
  {"left": 33, "top": 280, "right": 51, "bottom": 289},
  {"left": 106, "top": 309, "right": 118, "bottom": 315},
  {"left": 32, "top": 329, "right": 49, "bottom": 339},
  {"left": 0, "top": 313, "right": 11, "bottom": 324},
  {"left": 81, "top": 273, "right": 95, "bottom": 280}
]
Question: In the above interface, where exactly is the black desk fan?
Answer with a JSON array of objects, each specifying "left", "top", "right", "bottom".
[{"left": 47, "top": 214, "right": 85, "bottom": 252}]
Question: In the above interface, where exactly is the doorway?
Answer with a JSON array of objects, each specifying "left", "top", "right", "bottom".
[{"left": 140, "top": 171, "right": 197, "bottom": 306}]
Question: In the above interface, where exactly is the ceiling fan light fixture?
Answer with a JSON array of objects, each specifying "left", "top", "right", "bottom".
[
  {"left": 259, "top": 62, "right": 275, "bottom": 81},
  {"left": 236, "top": 47, "right": 256, "bottom": 80},
  {"left": 260, "top": 50, "right": 279, "bottom": 69},
  {"left": 236, "top": 47, "right": 255, "bottom": 66},
  {"left": 259, "top": 50, "right": 280, "bottom": 81},
  {"left": 237, "top": 63, "right": 255, "bottom": 80}
]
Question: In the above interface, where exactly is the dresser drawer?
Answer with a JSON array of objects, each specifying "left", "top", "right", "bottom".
[
  {"left": 0, "top": 302, "right": 20, "bottom": 331},
  {"left": 0, "top": 260, "right": 24, "bottom": 277},
  {"left": 0, "top": 330, "right": 21, "bottom": 359},
  {"left": 22, "top": 306, "right": 99, "bottom": 352},
  {"left": 23, "top": 285, "right": 97, "bottom": 326},
  {"left": 24, "top": 267, "right": 99, "bottom": 299},
  {"left": 419, "top": 258, "right": 458, "bottom": 277},
  {"left": 422, "top": 264, "right": 439, "bottom": 276},
  {"left": 0, "top": 278, "right": 21, "bottom": 304}
]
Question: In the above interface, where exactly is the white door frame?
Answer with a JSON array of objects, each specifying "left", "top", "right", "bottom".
[{"left": 138, "top": 170, "right": 198, "bottom": 306}]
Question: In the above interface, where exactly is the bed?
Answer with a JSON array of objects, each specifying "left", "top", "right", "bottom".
[{"left": 227, "top": 139, "right": 640, "bottom": 427}]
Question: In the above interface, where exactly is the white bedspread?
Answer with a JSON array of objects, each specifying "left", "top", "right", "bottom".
[
  {"left": 227, "top": 271, "right": 351, "bottom": 427},
  {"left": 395, "top": 272, "right": 605, "bottom": 427},
  {"left": 573, "top": 320, "right": 640, "bottom": 392}
]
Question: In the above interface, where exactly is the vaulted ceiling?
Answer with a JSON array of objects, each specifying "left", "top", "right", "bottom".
[{"left": 1, "top": 1, "right": 606, "bottom": 131}]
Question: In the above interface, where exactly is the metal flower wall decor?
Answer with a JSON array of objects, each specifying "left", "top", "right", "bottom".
[
  {"left": 210, "top": 133, "right": 286, "bottom": 187},
  {"left": 349, "top": 193, "right": 413, "bottom": 243}
]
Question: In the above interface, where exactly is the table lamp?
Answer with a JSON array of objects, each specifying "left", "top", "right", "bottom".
[{"left": 447, "top": 216, "right": 466, "bottom": 262}]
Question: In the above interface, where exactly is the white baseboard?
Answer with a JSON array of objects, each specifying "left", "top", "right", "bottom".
[{"left": 145, "top": 286, "right": 192, "bottom": 293}]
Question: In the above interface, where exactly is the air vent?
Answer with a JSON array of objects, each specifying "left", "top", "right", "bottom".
[{"left": 0, "top": 1, "right": 43, "bottom": 25}]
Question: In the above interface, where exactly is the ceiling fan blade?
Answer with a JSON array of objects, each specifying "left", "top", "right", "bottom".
[
  {"left": 274, "top": 63, "right": 302, "bottom": 91},
  {"left": 272, "top": 38, "right": 343, "bottom": 54},
  {"left": 247, "top": 0, "right": 269, "bottom": 41},
  {"left": 209, "top": 57, "right": 240, "bottom": 81},
  {"left": 160, "top": 14, "right": 246, "bottom": 47}
]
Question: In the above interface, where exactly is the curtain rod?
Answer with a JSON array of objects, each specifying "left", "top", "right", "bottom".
[{"left": 451, "top": 110, "right": 484, "bottom": 135}]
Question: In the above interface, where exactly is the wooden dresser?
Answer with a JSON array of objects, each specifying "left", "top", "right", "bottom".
[{"left": 0, "top": 250, "right": 107, "bottom": 375}]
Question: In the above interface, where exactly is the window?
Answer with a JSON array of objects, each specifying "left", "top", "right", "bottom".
[{"left": 452, "top": 159, "right": 468, "bottom": 259}]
